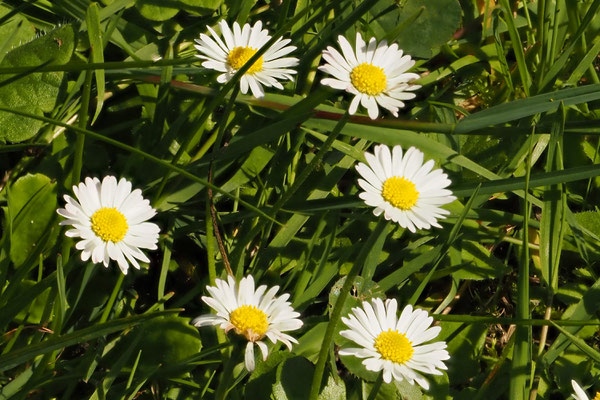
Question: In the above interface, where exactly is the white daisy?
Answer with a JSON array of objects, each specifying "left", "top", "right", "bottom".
[
  {"left": 356, "top": 144, "right": 455, "bottom": 233},
  {"left": 194, "top": 20, "right": 298, "bottom": 98},
  {"left": 339, "top": 298, "right": 449, "bottom": 389},
  {"left": 572, "top": 380, "right": 600, "bottom": 400},
  {"left": 319, "top": 33, "right": 421, "bottom": 119},
  {"left": 192, "top": 275, "right": 303, "bottom": 371},
  {"left": 57, "top": 176, "right": 160, "bottom": 274}
]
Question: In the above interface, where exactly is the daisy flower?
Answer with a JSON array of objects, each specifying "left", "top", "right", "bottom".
[
  {"left": 194, "top": 20, "right": 298, "bottom": 98},
  {"left": 572, "top": 380, "right": 600, "bottom": 400},
  {"left": 192, "top": 275, "right": 303, "bottom": 371},
  {"left": 339, "top": 298, "right": 449, "bottom": 389},
  {"left": 57, "top": 176, "right": 160, "bottom": 274},
  {"left": 355, "top": 144, "right": 455, "bottom": 233},
  {"left": 319, "top": 33, "right": 421, "bottom": 119}
]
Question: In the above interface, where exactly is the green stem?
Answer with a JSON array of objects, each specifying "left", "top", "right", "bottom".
[
  {"left": 366, "top": 372, "right": 384, "bottom": 400},
  {"left": 214, "top": 343, "right": 241, "bottom": 400},
  {"left": 206, "top": 199, "right": 217, "bottom": 285},
  {"left": 308, "top": 219, "right": 387, "bottom": 400},
  {"left": 99, "top": 273, "right": 125, "bottom": 324}
]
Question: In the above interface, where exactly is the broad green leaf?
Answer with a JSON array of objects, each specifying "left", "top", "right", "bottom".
[
  {"left": 135, "top": 0, "right": 177, "bottom": 21},
  {"left": 6, "top": 173, "right": 58, "bottom": 267},
  {"left": 361, "top": 380, "right": 423, "bottom": 400},
  {"left": 423, "top": 372, "right": 450, "bottom": 400},
  {"left": 395, "top": 379, "right": 424, "bottom": 400},
  {"left": 573, "top": 211, "right": 600, "bottom": 238},
  {"left": 0, "top": 25, "right": 75, "bottom": 143},
  {"left": 246, "top": 351, "right": 295, "bottom": 399},
  {"left": 317, "top": 374, "right": 346, "bottom": 400},
  {"left": 273, "top": 356, "right": 314, "bottom": 400},
  {"left": 339, "top": 349, "right": 378, "bottom": 382},
  {"left": 293, "top": 322, "right": 327, "bottom": 362},
  {"left": 371, "top": 0, "right": 461, "bottom": 58},
  {"left": 362, "top": 381, "right": 397, "bottom": 400},
  {"left": 0, "top": 5, "right": 36, "bottom": 62},
  {"left": 249, "top": 352, "right": 343, "bottom": 400},
  {"left": 107, "top": 315, "right": 202, "bottom": 373},
  {"left": 556, "top": 283, "right": 589, "bottom": 305},
  {"left": 551, "top": 349, "right": 596, "bottom": 397},
  {"left": 437, "top": 321, "right": 487, "bottom": 384},
  {"left": 135, "top": 0, "right": 222, "bottom": 21}
]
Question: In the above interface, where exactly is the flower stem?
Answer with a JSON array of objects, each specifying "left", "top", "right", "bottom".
[
  {"left": 214, "top": 342, "right": 241, "bottom": 400},
  {"left": 366, "top": 372, "right": 384, "bottom": 400},
  {"left": 99, "top": 272, "right": 125, "bottom": 323}
]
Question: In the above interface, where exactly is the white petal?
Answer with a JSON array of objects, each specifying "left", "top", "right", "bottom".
[
  {"left": 355, "top": 32, "right": 366, "bottom": 64},
  {"left": 245, "top": 341, "right": 255, "bottom": 371},
  {"left": 349, "top": 94, "right": 361, "bottom": 115},
  {"left": 571, "top": 381, "right": 590, "bottom": 400},
  {"left": 337, "top": 35, "right": 358, "bottom": 67},
  {"left": 256, "top": 340, "right": 269, "bottom": 361}
]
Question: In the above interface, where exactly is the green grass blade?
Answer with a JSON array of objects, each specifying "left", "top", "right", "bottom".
[
  {"left": 86, "top": 2, "right": 105, "bottom": 124},
  {"left": 456, "top": 84, "right": 600, "bottom": 133},
  {"left": 567, "top": 37, "right": 600, "bottom": 85},
  {"left": 308, "top": 219, "right": 388, "bottom": 400},
  {"left": 0, "top": 310, "right": 180, "bottom": 372},
  {"left": 539, "top": 106, "right": 565, "bottom": 288},
  {"left": 549, "top": 321, "right": 600, "bottom": 362},
  {"left": 540, "top": 275, "right": 600, "bottom": 368},
  {"left": 0, "top": 105, "right": 280, "bottom": 225},
  {"left": 409, "top": 185, "right": 480, "bottom": 304},
  {"left": 499, "top": 0, "right": 531, "bottom": 95},
  {"left": 451, "top": 163, "right": 600, "bottom": 196},
  {"left": 509, "top": 134, "right": 534, "bottom": 400},
  {"left": 540, "top": 0, "right": 600, "bottom": 89}
]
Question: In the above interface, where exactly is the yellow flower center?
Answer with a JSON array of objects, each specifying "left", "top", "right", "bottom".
[
  {"left": 594, "top": 392, "right": 600, "bottom": 400},
  {"left": 350, "top": 63, "right": 387, "bottom": 95},
  {"left": 229, "top": 305, "right": 268, "bottom": 341},
  {"left": 374, "top": 329, "right": 414, "bottom": 364},
  {"left": 381, "top": 176, "right": 419, "bottom": 210},
  {"left": 227, "top": 46, "right": 263, "bottom": 74},
  {"left": 91, "top": 207, "right": 128, "bottom": 243}
]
